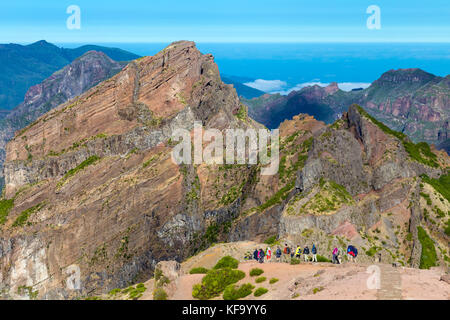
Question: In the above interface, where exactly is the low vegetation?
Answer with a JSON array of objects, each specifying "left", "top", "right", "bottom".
[
  {"left": 213, "top": 256, "right": 239, "bottom": 269},
  {"left": 417, "top": 226, "right": 437, "bottom": 269},
  {"left": 12, "top": 202, "right": 45, "bottom": 227},
  {"left": 57, "top": 155, "right": 101, "bottom": 188},
  {"left": 189, "top": 267, "right": 209, "bottom": 274},
  {"left": 192, "top": 268, "right": 246, "bottom": 300},
  {"left": 255, "top": 276, "right": 267, "bottom": 283},
  {"left": 249, "top": 268, "right": 264, "bottom": 277},
  {"left": 0, "top": 198, "right": 14, "bottom": 225},
  {"left": 421, "top": 173, "right": 450, "bottom": 203},
  {"left": 269, "top": 278, "right": 279, "bottom": 284},
  {"left": 223, "top": 283, "right": 254, "bottom": 300},
  {"left": 254, "top": 287, "right": 268, "bottom": 297}
]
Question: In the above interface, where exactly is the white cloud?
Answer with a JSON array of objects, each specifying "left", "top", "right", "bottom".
[
  {"left": 337, "top": 82, "right": 371, "bottom": 91},
  {"left": 243, "top": 79, "right": 287, "bottom": 92},
  {"left": 273, "top": 81, "right": 372, "bottom": 95}
]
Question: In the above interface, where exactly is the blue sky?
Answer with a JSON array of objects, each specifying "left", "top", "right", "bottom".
[{"left": 0, "top": 0, "right": 449, "bottom": 43}]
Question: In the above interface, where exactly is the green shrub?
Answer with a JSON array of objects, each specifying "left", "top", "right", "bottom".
[
  {"left": 417, "top": 226, "right": 437, "bottom": 269},
  {"left": 108, "top": 288, "right": 121, "bottom": 296},
  {"left": 264, "top": 235, "right": 278, "bottom": 245},
  {"left": 421, "top": 174, "right": 450, "bottom": 203},
  {"left": 223, "top": 283, "right": 254, "bottom": 300},
  {"left": 269, "top": 278, "right": 279, "bottom": 284},
  {"left": 290, "top": 258, "right": 300, "bottom": 265},
  {"left": 254, "top": 287, "right": 268, "bottom": 297},
  {"left": 0, "top": 198, "right": 14, "bottom": 225},
  {"left": 189, "top": 267, "right": 209, "bottom": 274},
  {"left": 213, "top": 256, "right": 239, "bottom": 269},
  {"left": 249, "top": 268, "right": 264, "bottom": 277},
  {"left": 192, "top": 268, "right": 246, "bottom": 300},
  {"left": 316, "top": 255, "right": 331, "bottom": 263},
  {"left": 313, "top": 286, "right": 324, "bottom": 294},
  {"left": 153, "top": 288, "right": 168, "bottom": 300},
  {"left": 128, "top": 283, "right": 146, "bottom": 300},
  {"left": 255, "top": 276, "right": 266, "bottom": 283}
]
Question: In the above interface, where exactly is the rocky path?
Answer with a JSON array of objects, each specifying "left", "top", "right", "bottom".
[{"left": 377, "top": 264, "right": 403, "bottom": 300}]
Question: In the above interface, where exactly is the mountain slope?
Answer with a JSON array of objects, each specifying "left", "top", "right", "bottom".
[
  {"left": 0, "top": 51, "right": 127, "bottom": 191},
  {"left": 243, "top": 69, "right": 449, "bottom": 148},
  {"left": 0, "top": 40, "right": 140, "bottom": 111},
  {"left": 0, "top": 41, "right": 261, "bottom": 299},
  {"left": 0, "top": 42, "right": 448, "bottom": 300}
]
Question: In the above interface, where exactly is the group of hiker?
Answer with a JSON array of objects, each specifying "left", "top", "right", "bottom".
[{"left": 247, "top": 243, "right": 358, "bottom": 264}]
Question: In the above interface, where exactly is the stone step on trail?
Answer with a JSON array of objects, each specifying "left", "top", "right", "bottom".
[{"left": 377, "top": 264, "right": 402, "bottom": 300}]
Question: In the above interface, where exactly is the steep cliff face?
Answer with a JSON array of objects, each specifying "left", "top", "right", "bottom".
[
  {"left": 0, "top": 51, "right": 126, "bottom": 190},
  {"left": 0, "top": 41, "right": 259, "bottom": 299},
  {"left": 244, "top": 69, "right": 449, "bottom": 148}
]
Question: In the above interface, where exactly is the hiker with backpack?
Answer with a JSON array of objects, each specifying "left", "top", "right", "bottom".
[
  {"left": 295, "top": 245, "right": 302, "bottom": 259},
  {"left": 258, "top": 248, "right": 265, "bottom": 263},
  {"left": 253, "top": 248, "right": 259, "bottom": 261},
  {"left": 283, "top": 244, "right": 291, "bottom": 263},
  {"left": 338, "top": 247, "right": 344, "bottom": 264},
  {"left": 303, "top": 246, "right": 310, "bottom": 262},
  {"left": 311, "top": 244, "right": 317, "bottom": 262},
  {"left": 275, "top": 247, "right": 282, "bottom": 262},
  {"left": 332, "top": 247, "right": 339, "bottom": 264},
  {"left": 266, "top": 247, "right": 272, "bottom": 263},
  {"left": 347, "top": 245, "right": 358, "bottom": 262}
]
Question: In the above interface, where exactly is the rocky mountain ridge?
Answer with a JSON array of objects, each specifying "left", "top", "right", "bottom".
[
  {"left": 244, "top": 69, "right": 449, "bottom": 151},
  {"left": 0, "top": 42, "right": 448, "bottom": 300}
]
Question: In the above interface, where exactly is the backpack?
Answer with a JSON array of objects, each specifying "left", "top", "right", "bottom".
[
  {"left": 276, "top": 248, "right": 282, "bottom": 256},
  {"left": 312, "top": 246, "right": 317, "bottom": 254},
  {"left": 284, "top": 247, "right": 290, "bottom": 254},
  {"left": 353, "top": 247, "right": 358, "bottom": 257}
]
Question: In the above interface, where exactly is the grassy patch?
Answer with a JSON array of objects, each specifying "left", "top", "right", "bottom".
[
  {"left": 153, "top": 287, "right": 168, "bottom": 300},
  {"left": 313, "top": 286, "right": 324, "bottom": 294},
  {"left": 223, "top": 283, "right": 254, "bottom": 300},
  {"left": 421, "top": 173, "right": 450, "bottom": 203},
  {"left": 263, "top": 235, "right": 278, "bottom": 245},
  {"left": 0, "top": 198, "right": 14, "bottom": 225},
  {"left": 290, "top": 258, "right": 300, "bottom": 265},
  {"left": 316, "top": 255, "right": 332, "bottom": 263},
  {"left": 57, "top": 155, "right": 101, "bottom": 188},
  {"left": 269, "top": 278, "right": 279, "bottom": 284},
  {"left": 249, "top": 268, "right": 264, "bottom": 277},
  {"left": 190, "top": 267, "right": 209, "bottom": 274},
  {"left": 255, "top": 276, "right": 267, "bottom": 283},
  {"left": 254, "top": 287, "right": 268, "bottom": 297},
  {"left": 294, "top": 178, "right": 354, "bottom": 215},
  {"left": 12, "top": 202, "right": 44, "bottom": 227},
  {"left": 257, "top": 180, "right": 294, "bottom": 212},
  {"left": 213, "top": 256, "right": 239, "bottom": 270},
  {"left": 417, "top": 226, "right": 437, "bottom": 269},
  {"left": 192, "top": 268, "right": 246, "bottom": 300}
]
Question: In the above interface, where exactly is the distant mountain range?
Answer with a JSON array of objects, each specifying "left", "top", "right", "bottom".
[
  {"left": 0, "top": 40, "right": 140, "bottom": 111},
  {"left": 241, "top": 69, "right": 449, "bottom": 153}
]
